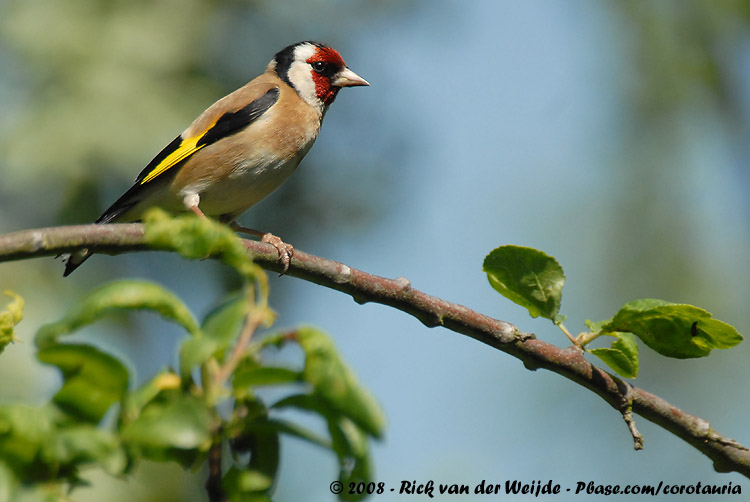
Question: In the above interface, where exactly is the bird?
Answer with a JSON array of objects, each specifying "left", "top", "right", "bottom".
[{"left": 62, "top": 40, "right": 369, "bottom": 276}]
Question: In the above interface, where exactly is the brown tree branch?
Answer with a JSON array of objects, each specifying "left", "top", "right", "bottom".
[
  {"left": 205, "top": 433, "right": 225, "bottom": 502},
  {"left": 1, "top": 223, "right": 748, "bottom": 477}
]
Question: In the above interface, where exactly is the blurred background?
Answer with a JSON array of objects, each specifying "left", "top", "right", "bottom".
[{"left": 1, "top": 0, "right": 748, "bottom": 500}]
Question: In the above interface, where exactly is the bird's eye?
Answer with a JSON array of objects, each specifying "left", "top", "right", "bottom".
[{"left": 311, "top": 61, "right": 328, "bottom": 73}]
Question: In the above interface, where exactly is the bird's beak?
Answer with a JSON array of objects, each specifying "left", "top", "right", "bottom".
[{"left": 332, "top": 67, "right": 370, "bottom": 87}]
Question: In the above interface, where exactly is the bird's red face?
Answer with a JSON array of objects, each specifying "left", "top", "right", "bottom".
[
  {"left": 274, "top": 41, "right": 369, "bottom": 109},
  {"left": 307, "top": 46, "right": 348, "bottom": 105}
]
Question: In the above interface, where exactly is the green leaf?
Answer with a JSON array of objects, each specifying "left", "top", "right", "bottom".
[
  {"left": 44, "top": 425, "right": 127, "bottom": 476},
  {"left": 233, "top": 365, "right": 302, "bottom": 389},
  {"left": 223, "top": 426, "right": 279, "bottom": 499},
  {"left": 178, "top": 334, "right": 221, "bottom": 380},
  {"left": 121, "top": 371, "right": 181, "bottom": 424},
  {"left": 202, "top": 293, "right": 250, "bottom": 343},
  {"left": 0, "top": 404, "right": 126, "bottom": 482},
  {"left": 584, "top": 318, "right": 608, "bottom": 333},
  {"left": 259, "top": 418, "right": 331, "bottom": 450},
  {"left": 234, "top": 397, "right": 332, "bottom": 451},
  {"left": 601, "top": 299, "right": 743, "bottom": 359},
  {"left": 483, "top": 245, "right": 565, "bottom": 321},
  {"left": 144, "top": 208, "right": 265, "bottom": 285},
  {"left": 36, "top": 280, "right": 200, "bottom": 348},
  {"left": 0, "top": 462, "right": 18, "bottom": 502},
  {"left": 589, "top": 332, "right": 639, "bottom": 378},
  {"left": 120, "top": 394, "right": 213, "bottom": 463},
  {"left": 179, "top": 293, "right": 249, "bottom": 377},
  {"left": 0, "top": 290, "right": 24, "bottom": 353},
  {"left": 246, "top": 426, "right": 280, "bottom": 488},
  {"left": 143, "top": 208, "right": 238, "bottom": 260},
  {"left": 296, "top": 327, "right": 386, "bottom": 438},
  {"left": 224, "top": 467, "right": 275, "bottom": 502},
  {"left": 329, "top": 418, "right": 373, "bottom": 501},
  {"left": 0, "top": 404, "right": 58, "bottom": 474},
  {"left": 0, "top": 473, "right": 61, "bottom": 502},
  {"left": 271, "top": 395, "right": 373, "bottom": 500},
  {"left": 38, "top": 344, "right": 129, "bottom": 423},
  {"left": 178, "top": 337, "right": 214, "bottom": 380}
]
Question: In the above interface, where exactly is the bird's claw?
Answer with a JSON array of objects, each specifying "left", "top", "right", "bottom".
[{"left": 261, "top": 233, "right": 294, "bottom": 274}]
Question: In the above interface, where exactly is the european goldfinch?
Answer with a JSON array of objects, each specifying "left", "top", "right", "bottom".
[{"left": 63, "top": 41, "right": 368, "bottom": 276}]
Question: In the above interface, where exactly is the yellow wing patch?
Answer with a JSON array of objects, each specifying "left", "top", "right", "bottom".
[
  {"left": 140, "top": 135, "right": 206, "bottom": 184},
  {"left": 137, "top": 86, "right": 280, "bottom": 185}
]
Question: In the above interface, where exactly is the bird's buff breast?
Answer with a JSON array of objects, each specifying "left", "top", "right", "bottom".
[{"left": 189, "top": 141, "right": 314, "bottom": 218}]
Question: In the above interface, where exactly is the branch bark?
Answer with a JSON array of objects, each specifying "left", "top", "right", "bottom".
[{"left": 1, "top": 223, "right": 748, "bottom": 477}]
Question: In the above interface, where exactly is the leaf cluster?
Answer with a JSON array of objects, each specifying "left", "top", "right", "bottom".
[
  {"left": 484, "top": 245, "right": 743, "bottom": 378},
  {"left": 0, "top": 212, "right": 385, "bottom": 501}
]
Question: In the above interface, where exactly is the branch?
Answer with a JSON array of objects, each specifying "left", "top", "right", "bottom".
[
  {"left": 1, "top": 223, "right": 748, "bottom": 477},
  {"left": 205, "top": 433, "right": 225, "bottom": 502}
]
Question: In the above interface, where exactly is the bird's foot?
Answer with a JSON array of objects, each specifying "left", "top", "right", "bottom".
[
  {"left": 261, "top": 233, "right": 294, "bottom": 274},
  {"left": 229, "top": 223, "right": 293, "bottom": 273}
]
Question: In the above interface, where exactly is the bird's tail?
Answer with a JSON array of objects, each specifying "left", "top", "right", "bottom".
[
  {"left": 62, "top": 248, "right": 92, "bottom": 276},
  {"left": 61, "top": 172, "right": 170, "bottom": 276},
  {"left": 61, "top": 179, "right": 153, "bottom": 276}
]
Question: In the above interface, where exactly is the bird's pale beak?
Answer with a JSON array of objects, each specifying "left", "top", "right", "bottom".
[{"left": 332, "top": 67, "right": 370, "bottom": 87}]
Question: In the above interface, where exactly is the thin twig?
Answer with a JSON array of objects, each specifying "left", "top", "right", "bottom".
[
  {"left": 556, "top": 321, "right": 577, "bottom": 344},
  {"left": 0, "top": 223, "right": 748, "bottom": 477},
  {"left": 623, "top": 407, "right": 645, "bottom": 451},
  {"left": 618, "top": 385, "right": 644, "bottom": 450},
  {"left": 213, "top": 309, "right": 264, "bottom": 386}
]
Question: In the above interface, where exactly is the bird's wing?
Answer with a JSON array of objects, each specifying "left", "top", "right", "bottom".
[
  {"left": 135, "top": 86, "right": 281, "bottom": 185},
  {"left": 95, "top": 84, "right": 280, "bottom": 224}
]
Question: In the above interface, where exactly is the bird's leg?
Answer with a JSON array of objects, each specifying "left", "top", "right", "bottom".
[
  {"left": 229, "top": 222, "right": 294, "bottom": 273},
  {"left": 183, "top": 193, "right": 207, "bottom": 219},
  {"left": 181, "top": 192, "right": 293, "bottom": 272},
  {"left": 228, "top": 223, "right": 263, "bottom": 238}
]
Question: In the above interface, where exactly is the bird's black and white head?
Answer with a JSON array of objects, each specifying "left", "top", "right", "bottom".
[{"left": 271, "top": 41, "right": 369, "bottom": 110}]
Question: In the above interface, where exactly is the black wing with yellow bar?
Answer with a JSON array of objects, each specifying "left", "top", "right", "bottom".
[
  {"left": 94, "top": 87, "right": 280, "bottom": 224},
  {"left": 135, "top": 87, "right": 280, "bottom": 185}
]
